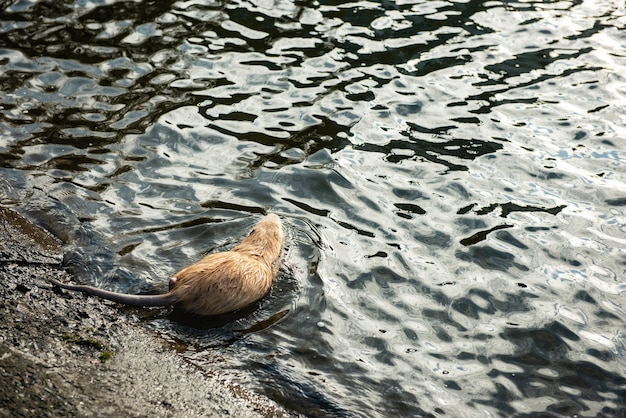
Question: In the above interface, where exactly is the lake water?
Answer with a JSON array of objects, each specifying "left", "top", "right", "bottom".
[{"left": 1, "top": 0, "right": 625, "bottom": 416}]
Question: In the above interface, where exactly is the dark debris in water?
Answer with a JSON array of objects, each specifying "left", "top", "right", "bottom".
[
  {"left": 460, "top": 223, "right": 513, "bottom": 246},
  {"left": 474, "top": 202, "right": 567, "bottom": 218}
]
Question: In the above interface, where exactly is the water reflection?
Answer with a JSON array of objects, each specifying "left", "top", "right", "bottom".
[{"left": 2, "top": 0, "right": 626, "bottom": 416}]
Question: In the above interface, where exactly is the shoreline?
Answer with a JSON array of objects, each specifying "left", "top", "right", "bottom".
[{"left": 0, "top": 206, "right": 294, "bottom": 417}]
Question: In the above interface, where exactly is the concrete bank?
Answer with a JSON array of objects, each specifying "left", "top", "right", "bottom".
[{"left": 0, "top": 206, "right": 294, "bottom": 417}]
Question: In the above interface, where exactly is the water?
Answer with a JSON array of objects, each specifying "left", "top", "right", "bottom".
[{"left": 1, "top": 0, "right": 625, "bottom": 416}]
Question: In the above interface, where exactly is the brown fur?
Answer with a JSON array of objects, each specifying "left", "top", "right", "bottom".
[{"left": 51, "top": 214, "right": 284, "bottom": 316}]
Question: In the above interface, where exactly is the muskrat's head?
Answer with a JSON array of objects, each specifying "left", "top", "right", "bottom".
[{"left": 233, "top": 214, "right": 284, "bottom": 262}]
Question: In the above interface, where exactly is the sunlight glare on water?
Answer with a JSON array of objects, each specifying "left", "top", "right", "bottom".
[{"left": 1, "top": 0, "right": 625, "bottom": 416}]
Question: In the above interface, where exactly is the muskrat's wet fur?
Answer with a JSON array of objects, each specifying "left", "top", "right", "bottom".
[{"left": 51, "top": 214, "right": 284, "bottom": 316}]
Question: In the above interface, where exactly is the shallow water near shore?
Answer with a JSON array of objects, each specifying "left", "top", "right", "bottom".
[{"left": 1, "top": 0, "right": 625, "bottom": 416}]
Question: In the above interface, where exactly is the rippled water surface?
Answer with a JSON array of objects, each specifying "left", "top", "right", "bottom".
[{"left": 2, "top": 0, "right": 626, "bottom": 416}]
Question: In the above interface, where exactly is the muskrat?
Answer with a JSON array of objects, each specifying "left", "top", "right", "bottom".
[{"left": 51, "top": 214, "right": 284, "bottom": 316}]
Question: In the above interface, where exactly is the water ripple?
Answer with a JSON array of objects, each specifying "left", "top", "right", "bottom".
[{"left": 2, "top": 0, "right": 626, "bottom": 416}]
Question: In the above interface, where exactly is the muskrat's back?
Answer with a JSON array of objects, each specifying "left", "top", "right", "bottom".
[{"left": 169, "top": 213, "right": 284, "bottom": 315}]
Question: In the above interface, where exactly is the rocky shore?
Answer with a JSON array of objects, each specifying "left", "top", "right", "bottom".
[{"left": 0, "top": 206, "right": 293, "bottom": 417}]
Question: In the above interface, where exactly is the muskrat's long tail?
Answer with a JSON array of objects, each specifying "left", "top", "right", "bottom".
[{"left": 50, "top": 279, "right": 177, "bottom": 307}]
